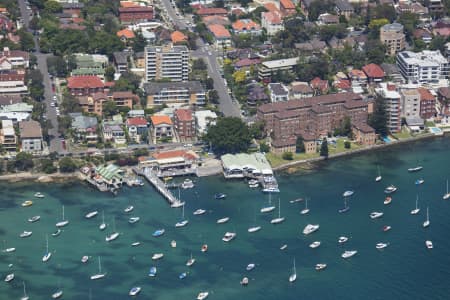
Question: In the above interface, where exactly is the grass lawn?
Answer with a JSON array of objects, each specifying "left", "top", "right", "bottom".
[
  {"left": 266, "top": 138, "right": 363, "bottom": 168},
  {"left": 392, "top": 128, "right": 412, "bottom": 139},
  {"left": 425, "top": 121, "right": 435, "bottom": 127}
]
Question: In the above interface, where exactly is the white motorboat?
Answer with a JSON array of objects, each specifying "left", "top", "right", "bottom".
[
  {"left": 280, "top": 244, "right": 288, "bottom": 250},
  {"left": 55, "top": 205, "right": 69, "bottom": 228},
  {"left": 4, "top": 273, "right": 14, "bottom": 282},
  {"left": 315, "top": 263, "right": 327, "bottom": 271},
  {"left": 128, "top": 217, "right": 140, "bottom": 224},
  {"left": 300, "top": 198, "right": 310, "bottom": 215},
  {"left": 415, "top": 178, "right": 425, "bottom": 185},
  {"left": 408, "top": 166, "right": 423, "bottom": 172},
  {"left": 51, "top": 290, "right": 63, "bottom": 299},
  {"left": 384, "top": 185, "right": 397, "bottom": 194},
  {"left": 248, "top": 226, "right": 261, "bottom": 233},
  {"left": 197, "top": 291, "right": 209, "bottom": 300},
  {"left": 289, "top": 258, "right": 297, "bottom": 283},
  {"left": 222, "top": 232, "right": 236, "bottom": 242},
  {"left": 171, "top": 240, "right": 177, "bottom": 248},
  {"left": 240, "top": 277, "right": 249, "bottom": 286},
  {"left": 129, "top": 286, "right": 141, "bottom": 296},
  {"left": 270, "top": 198, "right": 285, "bottom": 224},
  {"left": 81, "top": 255, "right": 89, "bottom": 263},
  {"left": 443, "top": 179, "right": 450, "bottom": 200},
  {"left": 34, "top": 192, "right": 44, "bottom": 198},
  {"left": 384, "top": 196, "right": 392, "bottom": 205},
  {"left": 376, "top": 242, "right": 389, "bottom": 249},
  {"left": 341, "top": 250, "right": 358, "bottom": 258},
  {"left": 309, "top": 241, "right": 321, "bottom": 249},
  {"left": 246, "top": 263, "right": 255, "bottom": 271},
  {"left": 85, "top": 210, "right": 98, "bottom": 219},
  {"left": 370, "top": 211, "right": 384, "bottom": 219},
  {"left": 52, "top": 229, "right": 61, "bottom": 237},
  {"left": 20, "top": 231, "right": 32, "bottom": 238},
  {"left": 303, "top": 224, "right": 320, "bottom": 235},
  {"left": 4, "top": 247, "right": 15, "bottom": 253},
  {"left": 423, "top": 206, "right": 430, "bottom": 228},
  {"left": 193, "top": 209, "right": 206, "bottom": 215},
  {"left": 131, "top": 242, "right": 141, "bottom": 247},
  {"left": 425, "top": 240, "right": 433, "bottom": 249},
  {"left": 148, "top": 266, "right": 157, "bottom": 277},
  {"left": 201, "top": 244, "right": 208, "bottom": 252},
  {"left": 343, "top": 190, "right": 354, "bottom": 197},
  {"left": 42, "top": 235, "right": 52, "bottom": 262},
  {"left": 28, "top": 215, "right": 41, "bottom": 223},
  {"left": 383, "top": 225, "right": 392, "bottom": 232},
  {"left": 105, "top": 232, "right": 119, "bottom": 242},
  {"left": 181, "top": 178, "right": 194, "bottom": 189},
  {"left": 90, "top": 256, "right": 106, "bottom": 280},
  {"left": 411, "top": 194, "right": 420, "bottom": 215},
  {"left": 124, "top": 205, "right": 134, "bottom": 213},
  {"left": 152, "top": 253, "right": 164, "bottom": 260},
  {"left": 186, "top": 254, "right": 195, "bottom": 266},
  {"left": 338, "top": 236, "right": 349, "bottom": 244},
  {"left": 216, "top": 217, "right": 230, "bottom": 224}
]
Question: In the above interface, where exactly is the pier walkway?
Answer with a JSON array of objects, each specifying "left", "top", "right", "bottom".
[{"left": 134, "top": 167, "right": 183, "bottom": 207}]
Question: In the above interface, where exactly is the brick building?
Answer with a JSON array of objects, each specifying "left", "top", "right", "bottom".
[
  {"left": 173, "top": 108, "right": 195, "bottom": 142},
  {"left": 119, "top": 6, "right": 153, "bottom": 24},
  {"left": 417, "top": 87, "right": 436, "bottom": 119},
  {"left": 257, "top": 93, "right": 369, "bottom": 148}
]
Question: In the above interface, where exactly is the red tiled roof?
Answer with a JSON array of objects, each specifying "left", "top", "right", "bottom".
[
  {"left": 417, "top": 87, "right": 434, "bottom": 101},
  {"left": 152, "top": 149, "right": 198, "bottom": 161},
  {"left": 120, "top": 1, "right": 139, "bottom": 7},
  {"left": 171, "top": 30, "right": 188, "bottom": 43},
  {"left": 263, "top": 11, "right": 282, "bottom": 24},
  {"left": 232, "top": 19, "right": 261, "bottom": 31},
  {"left": 234, "top": 58, "right": 261, "bottom": 68},
  {"left": 174, "top": 109, "right": 193, "bottom": 121},
  {"left": 208, "top": 24, "right": 231, "bottom": 38},
  {"left": 280, "top": 0, "right": 296, "bottom": 10},
  {"left": 196, "top": 8, "right": 227, "bottom": 16},
  {"left": 362, "top": 63, "right": 384, "bottom": 78},
  {"left": 264, "top": 3, "right": 279, "bottom": 12},
  {"left": 310, "top": 77, "right": 329, "bottom": 90},
  {"left": 151, "top": 115, "right": 172, "bottom": 125},
  {"left": 119, "top": 6, "right": 153, "bottom": 13},
  {"left": 117, "top": 28, "right": 135, "bottom": 39},
  {"left": 349, "top": 69, "right": 367, "bottom": 78},
  {"left": 67, "top": 76, "right": 104, "bottom": 89},
  {"left": 126, "top": 117, "right": 148, "bottom": 126}
]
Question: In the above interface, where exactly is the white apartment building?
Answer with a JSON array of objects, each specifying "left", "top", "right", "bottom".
[
  {"left": 0, "top": 119, "right": 16, "bottom": 152},
  {"left": 261, "top": 11, "right": 284, "bottom": 36},
  {"left": 268, "top": 83, "right": 289, "bottom": 102},
  {"left": 144, "top": 44, "right": 189, "bottom": 82},
  {"left": 396, "top": 50, "right": 449, "bottom": 84},
  {"left": 375, "top": 83, "right": 402, "bottom": 133}
]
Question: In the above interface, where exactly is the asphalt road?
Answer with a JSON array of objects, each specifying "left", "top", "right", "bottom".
[
  {"left": 17, "top": 0, "right": 61, "bottom": 153},
  {"left": 159, "top": 0, "right": 241, "bottom": 117}
]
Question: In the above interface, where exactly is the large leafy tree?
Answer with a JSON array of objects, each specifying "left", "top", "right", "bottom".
[
  {"left": 368, "top": 96, "right": 389, "bottom": 137},
  {"left": 320, "top": 138, "right": 328, "bottom": 158},
  {"left": 205, "top": 117, "right": 251, "bottom": 154}
]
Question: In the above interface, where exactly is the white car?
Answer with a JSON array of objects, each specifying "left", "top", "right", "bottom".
[
  {"left": 50, "top": 102, "right": 55, "bottom": 107},
  {"left": 53, "top": 95, "right": 57, "bottom": 100}
]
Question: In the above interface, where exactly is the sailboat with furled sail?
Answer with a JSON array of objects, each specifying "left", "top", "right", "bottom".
[
  {"left": 271, "top": 198, "right": 285, "bottom": 224},
  {"left": 261, "top": 193, "right": 275, "bottom": 213}
]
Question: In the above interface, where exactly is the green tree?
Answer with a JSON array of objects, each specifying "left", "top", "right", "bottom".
[
  {"left": 282, "top": 152, "right": 294, "bottom": 160},
  {"left": 344, "top": 140, "right": 351, "bottom": 149},
  {"left": 373, "top": 4, "right": 396, "bottom": 23},
  {"left": 259, "top": 142, "right": 270, "bottom": 153},
  {"left": 320, "top": 138, "right": 328, "bottom": 158},
  {"left": 105, "top": 65, "right": 116, "bottom": 81},
  {"left": 208, "top": 90, "right": 219, "bottom": 104},
  {"left": 365, "top": 40, "right": 386, "bottom": 64},
  {"left": 58, "top": 115, "right": 73, "bottom": 136},
  {"left": 249, "top": 120, "right": 266, "bottom": 139},
  {"left": 192, "top": 59, "right": 207, "bottom": 71},
  {"left": 368, "top": 96, "right": 389, "bottom": 136},
  {"left": 205, "top": 117, "right": 251, "bottom": 154},
  {"left": 61, "top": 92, "right": 81, "bottom": 114},
  {"left": 296, "top": 135, "right": 305, "bottom": 153},
  {"left": 132, "top": 30, "right": 147, "bottom": 53},
  {"left": 59, "top": 157, "right": 77, "bottom": 173},
  {"left": 308, "top": 0, "right": 335, "bottom": 21},
  {"left": 398, "top": 13, "right": 419, "bottom": 42},
  {"left": 102, "top": 101, "right": 119, "bottom": 118},
  {"left": 44, "top": 0, "right": 62, "bottom": 13},
  {"left": 14, "top": 152, "right": 34, "bottom": 171},
  {"left": 47, "top": 56, "right": 68, "bottom": 77},
  {"left": 18, "top": 28, "right": 35, "bottom": 51},
  {"left": 40, "top": 159, "right": 57, "bottom": 174},
  {"left": 429, "top": 35, "right": 447, "bottom": 52}
]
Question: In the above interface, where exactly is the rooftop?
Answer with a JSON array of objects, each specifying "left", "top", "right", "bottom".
[
  {"left": 19, "top": 120, "right": 42, "bottom": 139},
  {"left": 117, "top": 29, "right": 135, "bottom": 39},
  {"left": 67, "top": 76, "right": 104, "bottom": 89},
  {"left": 208, "top": 24, "right": 231, "bottom": 38},
  {"left": 143, "top": 81, "right": 204, "bottom": 94},
  {"left": 397, "top": 50, "right": 448, "bottom": 66},
  {"left": 221, "top": 153, "right": 273, "bottom": 174},
  {"left": 151, "top": 115, "right": 173, "bottom": 125},
  {"left": 261, "top": 57, "right": 298, "bottom": 69},
  {"left": 174, "top": 108, "right": 193, "bottom": 121}
]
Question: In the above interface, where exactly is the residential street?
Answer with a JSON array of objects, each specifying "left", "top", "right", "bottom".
[
  {"left": 159, "top": 0, "right": 241, "bottom": 117},
  {"left": 17, "top": 0, "right": 61, "bottom": 153}
]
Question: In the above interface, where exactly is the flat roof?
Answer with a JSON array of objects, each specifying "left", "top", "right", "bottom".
[
  {"left": 221, "top": 153, "right": 273, "bottom": 174},
  {"left": 261, "top": 58, "right": 298, "bottom": 69}
]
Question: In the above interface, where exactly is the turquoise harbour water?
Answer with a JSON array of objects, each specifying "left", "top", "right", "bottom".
[{"left": 1, "top": 137, "right": 450, "bottom": 299}]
